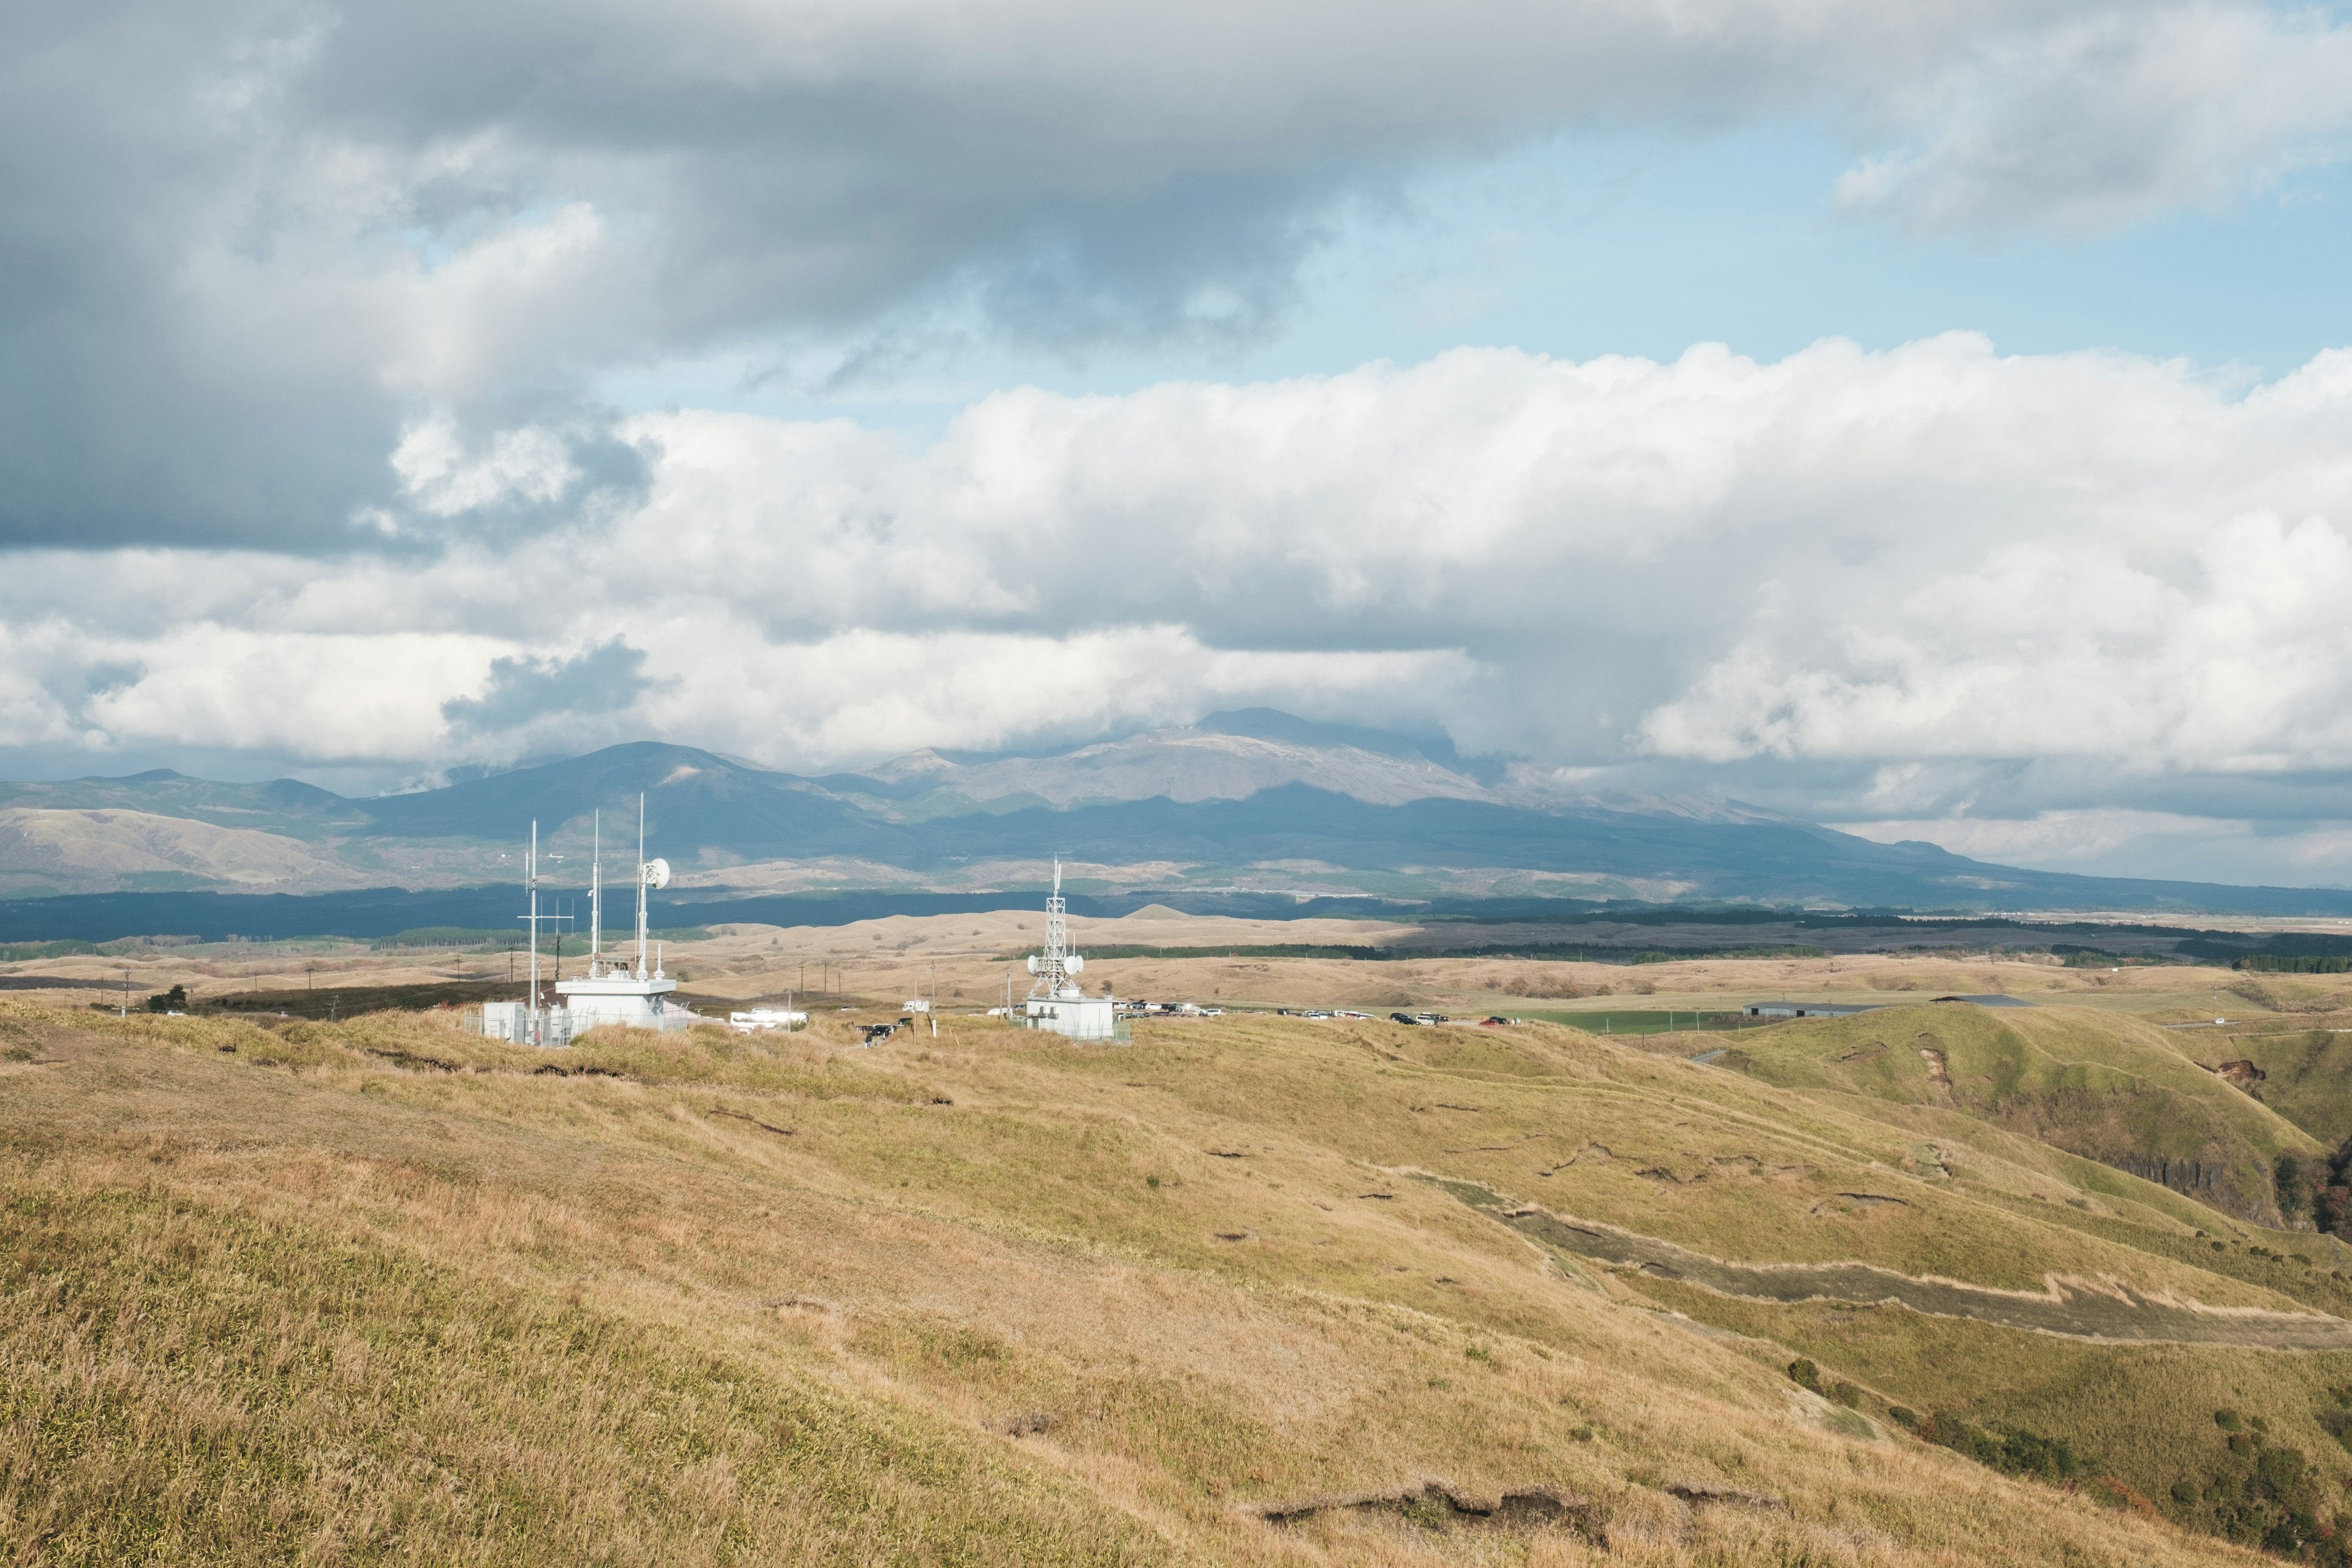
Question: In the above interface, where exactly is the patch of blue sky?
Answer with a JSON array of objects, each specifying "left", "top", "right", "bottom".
[
  {"left": 595, "top": 123, "right": 2352, "bottom": 431},
  {"left": 383, "top": 202, "right": 584, "bottom": 276}
]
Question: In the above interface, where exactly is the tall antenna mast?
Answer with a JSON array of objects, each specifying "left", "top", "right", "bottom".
[
  {"left": 635, "top": 791, "right": 649, "bottom": 981},
  {"left": 527, "top": 820, "right": 540, "bottom": 1017},
  {"left": 1046, "top": 858, "right": 1068, "bottom": 982},
  {"left": 589, "top": 810, "right": 603, "bottom": 978}
]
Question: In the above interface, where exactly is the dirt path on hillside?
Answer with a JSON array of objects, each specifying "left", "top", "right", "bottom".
[{"left": 1420, "top": 1175, "right": 2352, "bottom": 1350}]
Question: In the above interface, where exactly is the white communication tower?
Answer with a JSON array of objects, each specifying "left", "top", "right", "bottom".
[
  {"left": 1019, "top": 858, "right": 1118, "bottom": 1039},
  {"left": 634, "top": 791, "right": 671, "bottom": 981},
  {"left": 472, "top": 793, "right": 689, "bottom": 1044},
  {"left": 1025, "top": 859, "right": 1086, "bottom": 1001},
  {"left": 503, "top": 819, "right": 572, "bottom": 1046}
]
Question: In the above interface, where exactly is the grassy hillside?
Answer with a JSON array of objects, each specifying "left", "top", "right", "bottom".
[
  {"left": 1716, "top": 1002, "right": 2325, "bottom": 1225},
  {"left": 5, "top": 1001, "right": 2346, "bottom": 1564}
]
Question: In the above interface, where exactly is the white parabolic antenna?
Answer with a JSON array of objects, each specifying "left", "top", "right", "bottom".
[{"left": 643, "top": 857, "right": 671, "bottom": 890}]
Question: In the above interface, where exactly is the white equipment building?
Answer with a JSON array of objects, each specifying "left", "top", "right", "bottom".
[
  {"left": 472, "top": 797, "right": 697, "bottom": 1045},
  {"left": 729, "top": 1008, "right": 808, "bottom": 1034},
  {"left": 557, "top": 797, "right": 696, "bottom": 1032},
  {"left": 1022, "top": 860, "right": 1120, "bottom": 1041}
]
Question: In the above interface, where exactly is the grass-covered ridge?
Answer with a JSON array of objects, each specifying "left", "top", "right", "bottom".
[
  {"left": 2, "top": 997, "right": 2336, "bottom": 1564},
  {"left": 1717, "top": 1003, "right": 2325, "bottom": 1225}
]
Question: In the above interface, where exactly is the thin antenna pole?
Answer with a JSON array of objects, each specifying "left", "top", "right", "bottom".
[
  {"left": 528, "top": 820, "right": 540, "bottom": 1042},
  {"left": 590, "top": 810, "right": 602, "bottom": 976},
  {"left": 635, "top": 792, "right": 648, "bottom": 981}
]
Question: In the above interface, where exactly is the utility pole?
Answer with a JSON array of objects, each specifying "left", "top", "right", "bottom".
[{"left": 120, "top": 968, "right": 129, "bottom": 1018}]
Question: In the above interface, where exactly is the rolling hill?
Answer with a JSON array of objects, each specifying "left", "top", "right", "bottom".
[{"left": 10, "top": 988, "right": 2352, "bottom": 1563}]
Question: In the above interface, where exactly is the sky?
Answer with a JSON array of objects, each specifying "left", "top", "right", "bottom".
[{"left": 8, "top": 0, "right": 2352, "bottom": 886}]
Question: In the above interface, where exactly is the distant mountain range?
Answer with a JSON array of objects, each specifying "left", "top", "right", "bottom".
[{"left": 1, "top": 710, "right": 2349, "bottom": 916}]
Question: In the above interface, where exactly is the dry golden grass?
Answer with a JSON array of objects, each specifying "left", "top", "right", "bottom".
[{"left": 2, "top": 993, "right": 2326, "bottom": 1564}]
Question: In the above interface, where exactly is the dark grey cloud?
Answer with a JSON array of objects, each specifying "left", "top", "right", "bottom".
[
  {"left": 9, "top": 0, "right": 2339, "bottom": 557},
  {"left": 443, "top": 638, "right": 653, "bottom": 736}
]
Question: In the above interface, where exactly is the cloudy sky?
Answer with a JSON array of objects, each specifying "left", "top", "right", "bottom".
[{"left": 10, "top": 0, "right": 2352, "bottom": 884}]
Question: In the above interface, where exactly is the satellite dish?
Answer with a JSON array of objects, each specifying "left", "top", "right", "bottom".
[
  {"left": 1025, "top": 955, "right": 1041, "bottom": 975},
  {"left": 1065, "top": 954, "right": 1084, "bottom": 974},
  {"left": 643, "top": 858, "right": 671, "bottom": 890}
]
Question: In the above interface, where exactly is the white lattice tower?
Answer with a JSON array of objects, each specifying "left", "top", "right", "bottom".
[{"left": 1027, "top": 859, "right": 1083, "bottom": 1000}]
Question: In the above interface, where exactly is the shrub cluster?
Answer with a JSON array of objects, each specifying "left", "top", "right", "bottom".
[
  {"left": 1785, "top": 1358, "right": 1862, "bottom": 1408},
  {"left": 2275, "top": 1150, "right": 2352, "bottom": 1240},
  {"left": 1909, "top": 1412, "right": 2093, "bottom": 1486},
  {"left": 2182, "top": 1409, "right": 2345, "bottom": 1559},
  {"left": 1801, "top": 1370, "right": 2352, "bottom": 1561}
]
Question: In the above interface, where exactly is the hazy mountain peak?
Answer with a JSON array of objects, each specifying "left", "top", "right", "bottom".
[
  {"left": 1194, "top": 709, "right": 1447, "bottom": 763},
  {"left": 865, "top": 748, "right": 957, "bottom": 783},
  {"left": 862, "top": 714, "right": 1493, "bottom": 811}
]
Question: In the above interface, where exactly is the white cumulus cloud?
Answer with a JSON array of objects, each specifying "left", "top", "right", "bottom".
[{"left": 2, "top": 329, "right": 2351, "bottom": 880}]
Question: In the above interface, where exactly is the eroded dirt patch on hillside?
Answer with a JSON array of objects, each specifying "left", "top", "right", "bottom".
[
  {"left": 1419, "top": 1174, "right": 2352, "bottom": 1349},
  {"left": 1257, "top": 1477, "right": 1606, "bottom": 1542}
]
